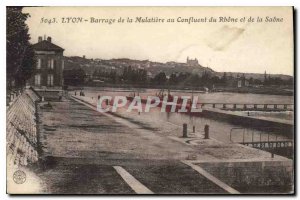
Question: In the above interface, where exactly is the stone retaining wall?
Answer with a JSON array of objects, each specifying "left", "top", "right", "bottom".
[{"left": 6, "top": 89, "right": 40, "bottom": 167}]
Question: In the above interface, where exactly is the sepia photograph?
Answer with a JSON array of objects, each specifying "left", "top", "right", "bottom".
[{"left": 6, "top": 6, "right": 294, "bottom": 194}]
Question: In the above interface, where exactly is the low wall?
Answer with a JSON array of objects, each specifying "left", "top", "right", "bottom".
[
  {"left": 201, "top": 109, "right": 294, "bottom": 138},
  {"left": 35, "top": 90, "right": 61, "bottom": 101},
  {"left": 6, "top": 89, "right": 40, "bottom": 166}
]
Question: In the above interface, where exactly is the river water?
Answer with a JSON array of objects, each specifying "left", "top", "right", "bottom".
[
  {"left": 73, "top": 87, "right": 294, "bottom": 143},
  {"left": 79, "top": 87, "right": 293, "bottom": 104}
]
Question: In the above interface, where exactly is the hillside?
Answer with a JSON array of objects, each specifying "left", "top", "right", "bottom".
[
  {"left": 64, "top": 56, "right": 214, "bottom": 78},
  {"left": 64, "top": 56, "right": 292, "bottom": 80}
]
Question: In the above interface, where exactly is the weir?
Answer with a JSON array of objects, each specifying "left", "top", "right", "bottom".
[{"left": 201, "top": 103, "right": 294, "bottom": 111}]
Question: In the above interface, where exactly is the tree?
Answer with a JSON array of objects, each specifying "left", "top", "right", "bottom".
[
  {"left": 153, "top": 72, "right": 167, "bottom": 85},
  {"left": 169, "top": 73, "right": 177, "bottom": 85},
  {"left": 109, "top": 70, "right": 117, "bottom": 83},
  {"left": 264, "top": 70, "right": 267, "bottom": 83},
  {"left": 249, "top": 77, "right": 254, "bottom": 85},
  {"left": 63, "top": 68, "right": 86, "bottom": 86},
  {"left": 7, "top": 7, "right": 36, "bottom": 89},
  {"left": 221, "top": 72, "right": 227, "bottom": 84}
]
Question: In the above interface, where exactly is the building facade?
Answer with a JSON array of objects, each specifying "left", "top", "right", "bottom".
[{"left": 30, "top": 36, "right": 64, "bottom": 88}]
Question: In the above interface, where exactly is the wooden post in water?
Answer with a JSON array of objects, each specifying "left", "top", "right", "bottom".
[
  {"left": 204, "top": 125, "right": 209, "bottom": 139},
  {"left": 193, "top": 126, "right": 195, "bottom": 133},
  {"left": 183, "top": 123, "right": 188, "bottom": 138}
]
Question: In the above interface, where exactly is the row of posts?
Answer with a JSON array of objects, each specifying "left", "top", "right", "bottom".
[
  {"left": 183, "top": 123, "right": 209, "bottom": 139},
  {"left": 74, "top": 91, "right": 85, "bottom": 96},
  {"left": 218, "top": 103, "right": 288, "bottom": 110}
]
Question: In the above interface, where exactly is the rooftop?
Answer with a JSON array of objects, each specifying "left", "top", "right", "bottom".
[{"left": 32, "top": 36, "right": 64, "bottom": 52}]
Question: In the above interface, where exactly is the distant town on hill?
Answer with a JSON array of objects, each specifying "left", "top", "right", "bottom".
[{"left": 63, "top": 55, "right": 293, "bottom": 95}]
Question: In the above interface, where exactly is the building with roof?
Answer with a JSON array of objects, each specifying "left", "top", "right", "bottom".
[
  {"left": 30, "top": 36, "right": 64, "bottom": 89},
  {"left": 186, "top": 57, "right": 199, "bottom": 66}
]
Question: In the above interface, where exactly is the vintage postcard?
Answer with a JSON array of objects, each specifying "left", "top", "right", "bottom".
[{"left": 6, "top": 6, "right": 294, "bottom": 194}]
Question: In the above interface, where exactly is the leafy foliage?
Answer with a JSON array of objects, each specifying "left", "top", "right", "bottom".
[
  {"left": 63, "top": 68, "right": 86, "bottom": 85},
  {"left": 7, "top": 7, "right": 36, "bottom": 88}
]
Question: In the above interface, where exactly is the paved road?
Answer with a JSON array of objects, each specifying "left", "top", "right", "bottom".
[{"left": 35, "top": 98, "right": 227, "bottom": 194}]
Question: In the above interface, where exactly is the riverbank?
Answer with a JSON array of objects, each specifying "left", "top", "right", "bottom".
[
  {"left": 67, "top": 84, "right": 294, "bottom": 96},
  {"left": 212, "top": 86, "right": 293, "bottom": 96}
]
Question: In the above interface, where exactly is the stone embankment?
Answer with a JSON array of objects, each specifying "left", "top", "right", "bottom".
[{"left": 7, "top": 88, "right": 40, "bottom": 167}]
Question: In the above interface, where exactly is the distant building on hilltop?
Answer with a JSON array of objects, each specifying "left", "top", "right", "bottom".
[
  {"left": 186, "top": 57, "right": 199, "bottom": 66},
  {"left": 30, "top": 36, "right": 64, "bottom": 89}
]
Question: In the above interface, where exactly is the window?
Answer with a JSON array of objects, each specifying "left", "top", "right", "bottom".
[
  {"left": 51, "top": 59, "right": 54, "bottom": 69},
  {"left": 53, "top": 60, "right": 56, "bottom": 70},
  {"left": 37, "top": 59, "right": 41, "bottom": 69},
  {"left": 48, "top": 59, "right": 54, "bottom": 69},
  {"left": 34, "top": 74, "right": 41, "bottom": 86},
  {"left": 47, "top": 74, "right": 54, "bottom": 86},
  {"left": 41, "top": 59, "right": 44, "bottom": 67}
]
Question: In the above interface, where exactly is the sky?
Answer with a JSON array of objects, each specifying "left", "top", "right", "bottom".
[{"left": 23, "top": 7, "right": 293, "bottom": 75}]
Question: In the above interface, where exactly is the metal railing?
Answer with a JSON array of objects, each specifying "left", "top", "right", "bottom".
[
  {"left": 229, "top": 127, "right": 293, "bottom": 149},
  {"left": 229, "top": 127, "right": 292, "bottom": 143}
]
